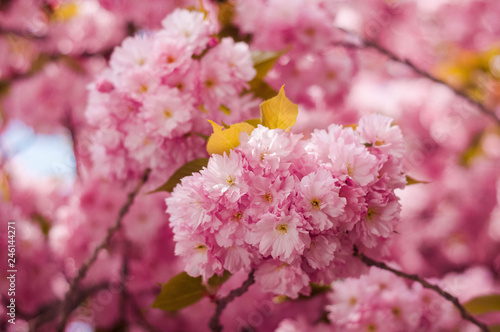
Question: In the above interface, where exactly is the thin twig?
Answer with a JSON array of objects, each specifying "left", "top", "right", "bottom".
[
  {"left": 57, "top": 168, "right": 151, "bottom": 331},
  {"left": 129, "top": 293, "right": 159, "bottom": 332},
  {"left": 29, "top": 281, "right": 111, "bottom": 331},
  {"left": 63, "top": 108, "right": 80, "bottom": 178},
  {"left": 333, "top": 28, "right": 500, "bottom": 125},
  {"left": 353, "top": 246, "right": 490, "bottom": 332},
  {"left": 0, "top": 26, "right": 47, "bottom": 39},
  {"left": 120, "top": 240, "right": 130, "bottom": 327},
  {"left": 209, "top": 270, "right": 256, "bottom": 332}
]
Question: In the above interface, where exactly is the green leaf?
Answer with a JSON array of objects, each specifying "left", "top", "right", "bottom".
[
  {"left": 217, "top": 1, "right": 235, "bottom": 26},
  {"left": 216, "top": 2, "right": 252, "bottom": 43},
  {"left": 243, "top": 50, "right": 288, "bottom": 101},
  {"left": 28, "top": 53, "right": 52, "bottom": 76},
  {"left": 274, "top": 283, "right": 332, "bottom": 302},
  {"left": 207, "top": 270, "right": 232, "bottom": 292},
  {"left": 219, "top": 104, "right": 231, "bottom": 115},
  {"left": 308, "top": 283, "right": 332, "bottom": 297},
  {"left": 460, "top": 131, "right": 484, "bottom": 167},
  {"left": 489, "top": 325, "right": 500, "bottom": 332},
  {"left": 406, "top": 175, "right": 429, "bottom": 185},
  {"left": 31, "top": 213, "right": 51, "bottom": 237},
  {"left": 0, "top": 80, "right": 11, "bottom": 97},
  {"left": 195, "top": 132, "right": 209, "bottom": 141},
  {"left": 149, "top": 158, "right": 209, "bottom": 193},
  {"left": 152, "top": 272, "right": 206, "bottom": 312},
  {"left": 463, "top": 294, "right": 500, "bottom": 315},
  {"left": 260, "top": 85, "right": 298, "bottom": 131},
  {"left": 251, "top": 50, "right": 287, "bottom": 80},
  {"left": 246, "top": 78, "right": 278, "bottom": 100},
  {"left": 60, "top": 55, "right": 86, "bottom": 74}
]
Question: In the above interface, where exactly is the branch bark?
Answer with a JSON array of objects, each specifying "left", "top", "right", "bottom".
[
  {"left": 333, "top": 28, "right": 500, "bottom": 125},
  {"left": 56, "top": 168, "right": 151, "bottom": 331},
  {"left": 353, "top": 246, "right": 490, "bottom": 332},
  {"left": 209, "top": 270, "right": 256, "bottom": 332}
]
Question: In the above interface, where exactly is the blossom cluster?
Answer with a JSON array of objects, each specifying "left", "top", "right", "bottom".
[
  {"left": 323, "top": 266, "right": 498, "bottom": 332},
  {"left": 234, "top": 0, "right": 357, "bottom": 109},
  {"left": 167, "top": 114, "right": 405, "bottom": 298},
  {"left": 85, "top": 8, "right": 258, "bottom": 187},
  {"left": 273, "top": 266, "right": 498, "bottom": 332}
]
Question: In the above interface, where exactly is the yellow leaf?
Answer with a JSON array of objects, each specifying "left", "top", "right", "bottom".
[
  {"left": 260, "top": 85, "right": 298, "bottom": 131},
  {"left": 51, "top": 3, "right": 79, "bottom": 22},
  {"left": 343, "top": 124, "right": 358, "bottom": 130},
  {"left": 1, "top": 172, "right": 10, "bottom": 201},
  {"left": 245, "top": 118, "right": 262, "bottom": 127},
  {"left": 405, "top": 175, "right": 429, "bottom": 185},
  {"left": 206, "top": 120, "right": 255, "bottom": 155}
]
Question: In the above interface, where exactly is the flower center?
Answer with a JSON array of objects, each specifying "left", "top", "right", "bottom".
[
  {"left": 326, "top": 71, "right": 336, "bottom": 80},
  {"left": 305, "top": 27, "right": 316, "bottom": 37},
  {"left": 232, "top": 211, "right": 242, "bottom": 221},
  {"left": 346, "top": 163, "right": 354, "bottom": 177},
  {"left": 226, "top": 175, "right": 235, "bottom": 186},
  {"left": 139, "top": 84, "right": 148, "bottom": 93},
  {"left": 194, "top": 244, "right": 207, "bottom": 253},
  {"left": 366, "top": 207, "right": 377, "bottom": 221},
  {"left": 263, "top": 192, "right": 273, "bottom": 202},
  {"left": 276, "top": 224, "right": 288, "bottom": 235},
  {"left": 163, "top": 109, "right": 172, "bottom": 118},
  {"left": 311, "top": 198, "right": 321, "bottom": 209},
  {"left": 260, "top": 147, "right": 269, "bottom": 161},
  {"left": 205, "top": 79, "right": 215, "bottom": 88}
]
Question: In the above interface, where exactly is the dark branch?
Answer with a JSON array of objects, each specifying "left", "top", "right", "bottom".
[
  {"left": 353, "top": 246, "right": 490, "bottom": 332},
  {"left": 56, "top": 168, "right": 151, "bottom": 331},
  {"left": 333, "top": 28, "right": 500, "bottom": 125},
  {"left": 209, "top": 270, "right": 256, "bottom": 332},
  {"left": 29, "top": 282, "right": 111, "bottom": 331},
  {"left": 0, "top": 25, "right": 47, "bottom": 39},
  {"left": 120, "top": 240, "right": 130, "bottom": 325},
  {"left": 129, "top": 293, "right": 159, "bottom": 332}
]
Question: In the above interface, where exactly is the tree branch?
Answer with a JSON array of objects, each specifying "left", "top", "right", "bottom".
[
  {"left": 63, "top": 108, "right": 80, "bottom": 178},
  {"left": 120, "top": 240, "right": 130, "bottom": 326},
  {"left": 29, "top": 281, "right": 111, "bottom": 331},
  {"left": 333, "top": 28, "right": 500, "bottom": 125},
  {"left": 209, "top": 270, "right": 256, "bottom": 332},
  {"left": 129, "top": 293, "right": 159, "bottom": 332},
  {"left": 56, "top": 168, "right": 151, "bottom": 331},
  {"left": 353, "top": 246, "right": 490, "bottom": 332},
  {"left": 0, "top": 25, "right": 47, "bottom": 39}
]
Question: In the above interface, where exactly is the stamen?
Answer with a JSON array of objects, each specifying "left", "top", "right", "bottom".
[
  {"left": 276, "top": 224, "right": 288, "bottom": 235},
  {"left": 226, "top": 175, "right": 235, "bottom": 186},
  {"left": 311, "top": 198, "right": 321, "bottom": 209}
]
